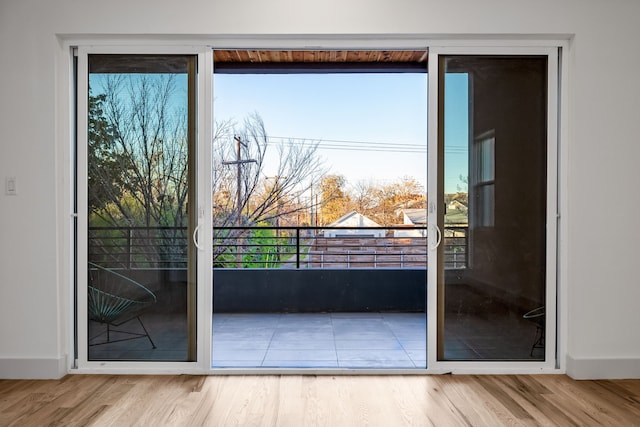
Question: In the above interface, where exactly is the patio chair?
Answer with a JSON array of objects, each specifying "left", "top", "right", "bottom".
[
  {"left": 88, "top": 262, "right": 157, "bottom": 348},
  {"left": 523, "top": 306, "right": 545, "bottom": 356}
]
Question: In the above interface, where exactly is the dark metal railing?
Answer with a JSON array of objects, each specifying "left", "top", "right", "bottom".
[
  {"left": 88, "top": 226, "right": 188, "bottom": 269},
  {"left": 88, "top": 225, "right": 467, "bottom": 270}
]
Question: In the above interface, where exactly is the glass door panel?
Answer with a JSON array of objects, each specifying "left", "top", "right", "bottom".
[
  {"left": 86, "top": 55, "right": 197, "bottom": 361},
  {"left": 438, "top": 56, "right": 547, "bottom": 361}
]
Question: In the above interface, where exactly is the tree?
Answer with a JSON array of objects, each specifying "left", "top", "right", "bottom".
[
  {"left": 350, "top": 179, "right": 378, "bottom": 218},
  {"left": 87, "top": 93, "right": 125, "bottom": 215},
  {"left": 346, "top": 176, "right": 426, "bottom": 226},
  {"left": 456, "top": 174, "right": 468, "bottom": 193},
  {"left": 318, "top": 174, "right": 351, "bottom": 225},
  {"left": 87, "top": 73, "right": 192, "bottom": 267},
  {"left": 211, "top": 114, "right": 326, "bottom": 263},
  {"left": 89, "top": 73, "right": 189, "bottom": 229},
  {"left": 88, "top": 74, "right": 326, "bottom": 267}
]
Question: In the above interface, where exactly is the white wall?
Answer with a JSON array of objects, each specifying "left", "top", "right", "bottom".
[{"left": 1, "top": 0, "right": 639, "bottom": 379}]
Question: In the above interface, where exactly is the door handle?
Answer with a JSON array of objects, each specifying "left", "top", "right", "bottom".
[
  {"left": 429, "top": 223, "right": 442, "bottom": 251},
  {"left": 192, "top": 224, "right": 204, "bottom": 251}
]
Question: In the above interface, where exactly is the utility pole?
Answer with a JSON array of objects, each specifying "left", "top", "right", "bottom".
[
  {"left": 222, "top": 136, "right": 256, "bottom": 267},
  {"left": 223, "top": 136, "right": 256, "bottom": 225}
]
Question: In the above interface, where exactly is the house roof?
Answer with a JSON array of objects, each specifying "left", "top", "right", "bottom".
[
  {"left": 402, "top": 208, "right": 427, "bottom": 225},
  {"left": 327, "top": 211, "right": 382, "bottom": 228},
  {"left": 448, "top": 199, "right": 468, "bottom": 209}
]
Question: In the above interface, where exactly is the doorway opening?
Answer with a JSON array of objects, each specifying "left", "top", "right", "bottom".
[{"left": 211, "top": 50, "right": 430, "bottom": 369}]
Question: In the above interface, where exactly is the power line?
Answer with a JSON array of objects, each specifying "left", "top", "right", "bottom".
[
  {"left": 268, "top": 135, "right": 424, "bottom": 149},
  {"left": 266, "top": 135, "right": 467, "bottom": 154},
  {"left": 267, "top": 135, "right": 424, "bottom": 153}
]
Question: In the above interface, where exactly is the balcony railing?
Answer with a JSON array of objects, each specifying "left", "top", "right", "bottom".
[
  {"left": 88, "top": 225, "right": 467, "bottom": 270},
  {"left": 88, "top": 226, "right": 189, "bottom": 269}
]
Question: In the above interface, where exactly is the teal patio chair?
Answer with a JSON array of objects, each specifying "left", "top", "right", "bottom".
[{"left": 88, "top": 262, "right": 157, "bottom": 349}]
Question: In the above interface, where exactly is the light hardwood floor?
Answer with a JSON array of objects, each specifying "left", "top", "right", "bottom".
[{"left": 1, "top": 374, "right": 639, "bottom": 426}]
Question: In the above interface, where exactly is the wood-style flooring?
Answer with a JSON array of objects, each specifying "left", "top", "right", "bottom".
[{"left": 1, "top": 374, "right": 639, "bottom": 426}]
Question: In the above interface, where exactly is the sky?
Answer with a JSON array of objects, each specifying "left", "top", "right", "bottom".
[
  {"left": 213, "top": 73, "right": 432, "bottom": 192},
  {"left": 443, "top": 73, "right": 469, "bottom": 194},
  {"left": 214, "top": 72, "right": 470, "bottom": 194}
]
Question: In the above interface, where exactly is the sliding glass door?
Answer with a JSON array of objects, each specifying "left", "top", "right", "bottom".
[
  {"left": 80, "top": 54, "right": 199, "bottom": 362},
  {"left": 430, "top": 52, "right": 557, "bottom": 364},
  {"left": 73, "top": 44, "right": 558, "bottom": 373}
]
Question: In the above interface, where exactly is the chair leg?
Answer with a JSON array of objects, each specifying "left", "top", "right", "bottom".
[
  {"left": 89, "top": 317, "right": 156, "bottom": 349},
  {"left": 530, "top": 325, "right": 545, "bottom": 356},
  {"left": 136, "top": 316, "right": 156, "bottom": 349}
]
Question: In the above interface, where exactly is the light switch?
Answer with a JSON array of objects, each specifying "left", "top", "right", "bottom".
[{"left": 5, "top": 177, "right": 17, "bottom": 195}]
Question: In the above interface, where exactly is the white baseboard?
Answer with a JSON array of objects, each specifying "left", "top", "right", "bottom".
[
  {"left": 0, "top": 356, "right": 67, "bottom": 379},
  {"left": 566, "top": 355, "right": 640, "bottom": 379}
]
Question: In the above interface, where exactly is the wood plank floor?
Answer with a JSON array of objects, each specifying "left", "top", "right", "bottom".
[{"left": 1, "top": 374, "right": 639, "bottom": 426}]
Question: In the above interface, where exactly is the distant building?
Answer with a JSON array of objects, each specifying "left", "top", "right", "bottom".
[
  {"left": 447, "top": 199, "right": 468, "bottom": 213},
  {"left": 397, "top": 208, "right": 427, "bottom": 237},
  {"left": 401, "top": 208, "right": 427, "bottom": 226},
  {"left": 324, "top": 211, "right": 386, "bottom": 238}
]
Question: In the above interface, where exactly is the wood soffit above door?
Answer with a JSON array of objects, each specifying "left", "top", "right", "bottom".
[
  {"left": 213, "top": 50, "right": 428, "bottom": 64},
  {"left": 213, "top": 50, "right": 429, "bottom": 73}
]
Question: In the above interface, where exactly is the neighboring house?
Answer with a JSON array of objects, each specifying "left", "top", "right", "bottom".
[
  {"left": 401, "top": 208, "right": 427, "bottom": 226},
  {"left": 397, "top": 208, "right": 427, "bottom": 237},
  {"left": 398, "top": 205, "right": 469, "bottom": 238},
  {"left": 324, "top": 211, "right": 386, "bottom": 238},
  {"left": 447, "top": 199, "right": 468, "bottom": 213},
  {"left": 445, "top": 200, "right": 469, "bottom": 226}
]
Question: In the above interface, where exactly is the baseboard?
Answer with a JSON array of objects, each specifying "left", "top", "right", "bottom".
[
  {"left": 566, "top": 355, "right": 640, "bottom": 379},
  {"left": 0, "top": 355, "right": 67, "bottom": 379}
]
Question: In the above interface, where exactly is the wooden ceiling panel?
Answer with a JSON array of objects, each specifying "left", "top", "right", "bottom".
[{"left": 213, "top": 49, "right": 428, "bottom": 64}]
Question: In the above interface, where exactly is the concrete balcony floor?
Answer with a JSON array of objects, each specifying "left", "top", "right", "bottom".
[
  {"left": 212, "top": 310, "right": 543, "bottom": 368},
  {"left": 212, "top": 312, "right": 427, "bottom": 369}
]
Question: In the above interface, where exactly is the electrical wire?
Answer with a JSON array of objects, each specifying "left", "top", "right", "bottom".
[{"left": 266, "top": 135, "right": 467, "bottom": 154}]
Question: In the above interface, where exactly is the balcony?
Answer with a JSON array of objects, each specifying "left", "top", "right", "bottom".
[{"left": 87, "top": 225, "right": 542, "bottom": 364}]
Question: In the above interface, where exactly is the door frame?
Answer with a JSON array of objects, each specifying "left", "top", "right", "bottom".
[
  {"left": 65, "top": 37, "right": 566, "bottom": 375},
  {"left": 427, "top": 46, "right": 559, "bottom": 373},
  {"left": 74, "top": 45, "right": 213, "bottom": 373}
]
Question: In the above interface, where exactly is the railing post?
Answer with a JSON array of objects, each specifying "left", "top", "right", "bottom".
[
  {"left": 464, "top": 227, "right": 469, "bottom": 268},
  {"left": 296, "top": 227, "right": 300, "bottom": 269},
  {"left": 128, "top": 227, "right": 133, "bottom": 269}
]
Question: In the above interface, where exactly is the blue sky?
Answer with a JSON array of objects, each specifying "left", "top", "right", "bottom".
[
  {"left": 444, "top": 73, "right": 469, "bottom": 193},
  {"left": 214, "top": 72, "right": 470, "bottom": 194},
  {"left": 213, "top": 73, "right": 431, "bottom": 191}
]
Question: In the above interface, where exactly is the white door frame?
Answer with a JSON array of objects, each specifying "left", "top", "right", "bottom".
[
  {"left": 74, "top": 45, "right": 213, "bottom": 374},
  {"left": 426, "top": 46, "right": 559, "bottom": 373},
  {"left": 66, "top": 37, "right": 566, "bottom": 375}
]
